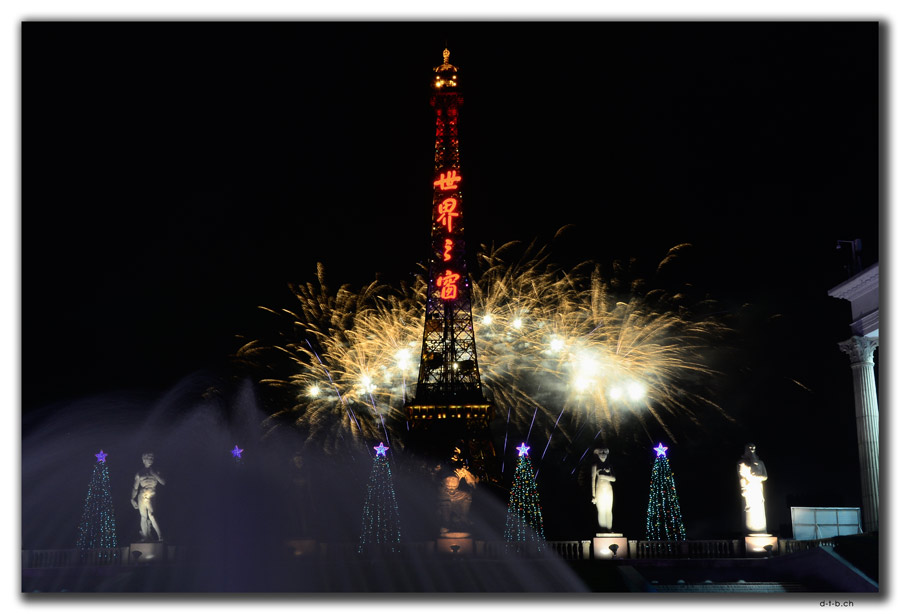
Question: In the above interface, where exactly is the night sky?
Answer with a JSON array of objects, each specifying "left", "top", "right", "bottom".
[{"left": 22, "top": 22, "right": 879, "bottom": 547}]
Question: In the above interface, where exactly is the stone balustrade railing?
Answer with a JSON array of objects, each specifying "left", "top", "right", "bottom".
[
  {"left": 779, "top": 537, "right": 837, "bottom": 555},
  {"left": 547, "top": 540, "right": 592, "bottom": 560},
  {"left": 23, "top": 549, "right": 82, "bottom": 569},
  {"left": 24, "top": 548, "right": 125, "bottom": 568},
  {"left": 628, "top": 539, "right": 743, "bottom": 559},
  {"left": 23, "top": 546, "right": 179, "bottom": 568}
]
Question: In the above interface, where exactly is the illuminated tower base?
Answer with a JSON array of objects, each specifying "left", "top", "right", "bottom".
[{"left": 405, "top": 399, "right": 499, "bottom": 483}]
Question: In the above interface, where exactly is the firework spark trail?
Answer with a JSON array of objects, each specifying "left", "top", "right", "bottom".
[
  {"left": 562, "top": 422, "right": 588, "bottom": 463},
  {"left": 572, "top": 430, "right": 604, "bottom": 476},
  {"left": 365, "top": 391, "right": 391, "bottom": 449},
  {"left": 542, "top": 408, "right": 565, "bottom": 462},
  {"left": 502, "top": 405, "right": 512, "bottom": 474},
  {"left": 306, "top": 338, "right": 364, "bottom": 437},
  {"left": 535, "top": 407, "right": 566, "bottom": 480},
  {"left": 238, "top": 241, "right": 732, "bottom": 455},
  {"left": 526, "top": 406, "right": 539, "bottom": 445}
]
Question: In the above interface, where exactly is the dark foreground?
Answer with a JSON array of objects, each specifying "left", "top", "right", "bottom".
[{"left": 23, "top": 537, "right": 878, "bottom": 594}]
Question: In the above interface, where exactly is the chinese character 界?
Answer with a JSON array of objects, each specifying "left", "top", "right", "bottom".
[
  {"left": 437, "top": 198, "right": 459, "bottom": 233},
  {"left": 436, "top": 269, "right": 461, "bottom": 300},
  {"left": 443, "top": 238, "right": 454, "bottom": 262},
  {"left": 433, "top": 170, "right": 462, "bottom": 191}
]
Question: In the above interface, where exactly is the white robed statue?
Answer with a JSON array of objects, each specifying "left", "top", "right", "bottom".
[
  {"left": 590, "top": 447, "right": 616, "bottom": 532},
  {"left": 738, "top": 443, "right": 768, "bottom": 534}
]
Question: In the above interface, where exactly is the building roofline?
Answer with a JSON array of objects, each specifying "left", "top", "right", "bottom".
[{"left": 828, "top": 263, "right": 879, "bottom": 302}]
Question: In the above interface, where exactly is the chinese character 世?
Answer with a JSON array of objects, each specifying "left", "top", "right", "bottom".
[
  {"left": 437, "top": 198, "right": 459, "bottom": 233},
  {"left": 433, "top": 170, "right": 462, "bottom": 191},
  {"left": 436, "top": 269, "right": 461, "bottom": 300}
]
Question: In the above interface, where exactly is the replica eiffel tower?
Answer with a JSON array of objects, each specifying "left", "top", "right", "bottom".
[{"left": 404, "top": 49, "right": 500, "bottom": 483}]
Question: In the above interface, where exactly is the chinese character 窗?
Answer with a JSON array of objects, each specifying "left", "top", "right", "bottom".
[{"left": 436, "top": 269, "right": 461, "bottom": 300}]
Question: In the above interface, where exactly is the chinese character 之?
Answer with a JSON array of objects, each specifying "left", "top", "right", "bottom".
[{"left": 443, "top": 238, "right": 454, "bottom": 262}]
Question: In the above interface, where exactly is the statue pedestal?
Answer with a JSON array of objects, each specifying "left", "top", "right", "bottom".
[
  {"left": 285, "top": 539, "right": 318, "bottom": 557},
  {"left": 744, "top": 534, "right": 778, "bottom": 556},
  {"left": 437, "top": 532, "right": 474, "bottom": 555},
  {"left": 592, "top": 533, "right": 627, "bottom": 559},
  {"left": 129, "top": 541, "right": 165, "bottom": 563}
]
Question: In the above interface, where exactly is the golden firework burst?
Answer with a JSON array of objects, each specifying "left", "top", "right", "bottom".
[{"left": 237, "top": 241, "right": 731, "bottom": 453}]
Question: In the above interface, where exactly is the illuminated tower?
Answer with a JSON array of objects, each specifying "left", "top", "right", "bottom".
[{"left": 405, "top": 49, "right": 499, "bottom": 482}]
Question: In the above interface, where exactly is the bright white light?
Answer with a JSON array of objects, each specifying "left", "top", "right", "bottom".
[
  {"left": 571, "top": 352, "right": 601, "bottom": 392},
  {"left": 308, "top": 385, "right": 320, "bottom": 398},
  {"left": 483, "top": 314, "right": 493, "bottom": 325},
  {"left": 395, "top": 348, "right": 411, "bottom": 371},
  {"left": 577, "top": 354, "right": 599, "bottom": 376},
  {"left": 360, "top": 375, "right": 376, "bottom": 393},
  {"left": 608, "top": 386, "right": 623, "bottom": 401},
  {"left": 512, "top": 317, "right": 523, "bottom": 329},
  {"left": 627, "top": 381, "right": 646, "bottom": 401},
  {"left": 549, "top": 337, "right": 565, "bottom": 353}
]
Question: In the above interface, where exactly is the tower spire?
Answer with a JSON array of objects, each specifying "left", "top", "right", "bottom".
[{"left": 405, "top": 49, "right": 499, "bottom": 483}]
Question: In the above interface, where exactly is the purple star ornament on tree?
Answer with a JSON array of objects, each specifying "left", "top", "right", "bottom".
[
  {"left": 95, "top": 450, "right": 108, "bottom": 463},
  {"left": 654, "top": 443, "right": 668, "bottom": 457},
  {"left": 517, "top": 442, "right": 530, "bottom": 457},
  {"left": 374, "top": 442, "right": 389, "bottom": 457},
  {"left": 232, "top": 445, "right": 243, "bottom": 459}
]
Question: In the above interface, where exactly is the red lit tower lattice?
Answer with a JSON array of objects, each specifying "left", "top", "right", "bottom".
[{"left": 405, "top": 49, "right": 499, "bottom": 482}]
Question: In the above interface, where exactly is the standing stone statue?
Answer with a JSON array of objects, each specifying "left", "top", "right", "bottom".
[
  {"left": 591, "top": 447, "right": 616, "bottom": 533},
  {"left": 131, "top": 451, "right": 166, "bottom": 542},
  {"left": 738, "top": 443, "right": 768, "bottom": 534},
  {"left": 436, "top": 442, "right": 478, "bottom": 534}
]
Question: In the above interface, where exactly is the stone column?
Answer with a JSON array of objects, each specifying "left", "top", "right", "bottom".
[{"left": 838, "top": 335, "right": 879, "bottom": 532}]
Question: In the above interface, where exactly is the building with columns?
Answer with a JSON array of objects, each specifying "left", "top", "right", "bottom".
[{"left": 827, "top": 263, "right": 879, "bottom": 533}]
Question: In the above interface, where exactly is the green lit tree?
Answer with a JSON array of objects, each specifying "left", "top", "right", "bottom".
[
  {"left": 504, "top": 443, "right": 545, "bottom": 551},
  {"left": 76, "top": 451, "right": 119, "bottom": 561},
  {"left": 358, "top": 442, "right": 401, "bottom": 554},
  {"left": 644, "top": 443, "right": 687, "bottom": 541}
]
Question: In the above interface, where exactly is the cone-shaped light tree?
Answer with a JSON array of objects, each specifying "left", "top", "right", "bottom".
[
  {"left": 644, "top": 442, "right": 687, "bottom": 541},
  {"left": 76, "top": 450, "right": 119, "bottom": 560},
  {"left": 358, "top": 442, "right": 401, "bottom": 554},
  {"left": 504, "top": 442, "right": 546, "bottom": 551}
]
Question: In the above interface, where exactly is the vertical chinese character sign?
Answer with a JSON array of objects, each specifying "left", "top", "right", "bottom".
[
  {"left": 405, "top": 49, "right": 498, "bottom": 485},
  {"left": 413, "top": 48, "right": 485, "bottom": 401}
]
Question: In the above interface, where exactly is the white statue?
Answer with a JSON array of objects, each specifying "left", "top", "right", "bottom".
[
  {"left": 738, "top": 443, "right": 768, "bottom": 534},
  {"left": 131, "top": 452, "right": 166, "bottom": 541},
  {"left": 590, "top": 447, "right": 616, "bottom": 532}
]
